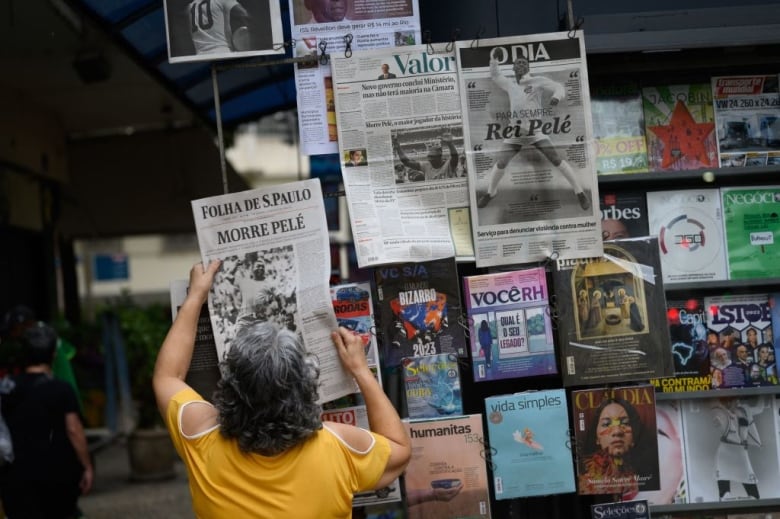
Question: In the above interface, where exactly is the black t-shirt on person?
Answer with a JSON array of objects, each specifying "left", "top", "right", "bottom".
[{"left": 1, "top": 372, "right": 82, "bottom": 483}]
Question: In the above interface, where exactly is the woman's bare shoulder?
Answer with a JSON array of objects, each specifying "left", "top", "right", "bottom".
[
  {"left": 322, "top": 421, "right": 375, "bottom": 453},
  {"left": 180, "top": 400, "right": 219, "bottom": 437}
]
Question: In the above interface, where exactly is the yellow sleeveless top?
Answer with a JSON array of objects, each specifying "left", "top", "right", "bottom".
[{"left": 166, "top": 388, "right": 390, "bottom": 518}]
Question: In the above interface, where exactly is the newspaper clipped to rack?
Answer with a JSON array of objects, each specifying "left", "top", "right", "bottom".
[
  {"left": 331, "top": 44, "right": 473, "bottom": 267},
  {"left": 190, "top": 179, "right": 357, "bottom": 403},
  {"left": 288, "top": 0, "right": 421, "bottom": 156},
  {"left": 456, "top": 32, "right": 603, "bottom": 267}
]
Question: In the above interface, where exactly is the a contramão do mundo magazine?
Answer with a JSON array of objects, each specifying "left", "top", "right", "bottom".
[
  {"left": 455, "top": 31, "right": 603, "bottom": 267},
  {"left": 331, "top": 45, "right": 472, "bottom": 268},
  {"left": 650, "top": 298, "right": 711, "bottom": 394},
  {"left": 463, "top": 266, "right": 556, "bottom": 382},
  {"left": 288, "top": 0, "right": 421, "bottom": 156},
  {"left": 190, "top": 179, "right": 357, "bottom": 404}
]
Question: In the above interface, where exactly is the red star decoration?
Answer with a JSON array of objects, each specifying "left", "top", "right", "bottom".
[{"left": 647, "top": 100, "right": 715, "bottom": 169}]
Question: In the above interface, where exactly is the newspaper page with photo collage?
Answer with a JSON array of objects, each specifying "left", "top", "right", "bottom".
[
  {"left": 331, "top": 44, "right": 473, "bottom": 267},
  {"left": 455, "top": 31, "right": 603, "bottom": 267},
  {"left": 190, "top": 179, "right": 357, "bottom": 404},
  {"left": 288, "top": 0, "right": 421, "bottom": 156}
]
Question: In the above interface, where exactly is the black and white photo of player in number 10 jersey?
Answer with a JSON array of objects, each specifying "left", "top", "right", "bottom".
[{"left": 165, "top": 0, "right": 275, "bottom": 61}]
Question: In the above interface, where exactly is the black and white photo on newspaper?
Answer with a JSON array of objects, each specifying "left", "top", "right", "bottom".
[
  {"left": 163, "top": 0, "right": 285, "bottom": 63},
  {"left": 456, "top": 32, "right": 603, "bottom": 267},
  {"left": 331, "top": 44, "right": 474, "bottom": 267},
  {"left": 289, "top": 0, "right": 422, "bottom": 155},
  {"left": 190, "top": 179, "right": 358, "bottom": 403}
]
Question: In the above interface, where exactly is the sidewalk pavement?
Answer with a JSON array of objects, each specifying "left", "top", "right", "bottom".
[{"left": 79, "top": 437, "right": 194, "bottom": 519}]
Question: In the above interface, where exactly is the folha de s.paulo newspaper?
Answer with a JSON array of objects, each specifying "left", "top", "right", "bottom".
[
  {"left": 190, "top": 179, "right": 358, "bottom": 404},
  {"left": 289, "top": 0, "right": 421, "bottom": 156},
  {"left": 331, "top": 44, "right": 473, "bottom": 268},
  {"left": 456, "top": 31, "right": 603, "bottom": 267}
]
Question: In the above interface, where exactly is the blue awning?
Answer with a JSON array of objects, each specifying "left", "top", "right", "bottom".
[{"left": 72, "top": 0, "right": 296, "bottom": 130}]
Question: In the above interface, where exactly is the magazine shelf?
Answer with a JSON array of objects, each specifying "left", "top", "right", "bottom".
[
  {"left": 596, "top": 164, "right": 780, "bottom": 189},
  {"left": 651, "top": 497, "right": 780, "bottom": 514},
  {"left": 664, "top": 277, "right": 780, "bottom": 293},
  {"left": 655, "top": 385, "right": 780, "bottom": 401}
]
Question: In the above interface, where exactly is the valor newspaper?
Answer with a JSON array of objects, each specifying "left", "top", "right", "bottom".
[
  {"left": 191, "top": 179, "right": 357, "bottom": 403},
  {"left": 289, "top": 0, "right": 421, "bottom": 156},
  {"left": 331, "top": 45, "right": 472, "bottom": 267},
  {"left": 456, "top": 31, "right": 602, "bottom": 267}
]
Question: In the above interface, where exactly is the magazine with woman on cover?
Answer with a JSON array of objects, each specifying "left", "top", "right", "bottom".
[{"left": 572, "top": 384, "right": 660, "bottom": 497}]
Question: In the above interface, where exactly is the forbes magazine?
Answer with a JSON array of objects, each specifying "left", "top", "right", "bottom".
[{"left": 484, "top": 389, "right": 575, "bottom": 498}]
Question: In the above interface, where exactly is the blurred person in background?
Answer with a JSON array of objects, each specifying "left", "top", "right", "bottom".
[{"left": 0, "top": 322, "right": 93, "bottom": 519}]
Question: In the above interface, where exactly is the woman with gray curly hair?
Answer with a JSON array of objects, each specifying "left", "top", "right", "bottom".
[{"left": 153, "top": 261, "right": 411, "bottom": 517}]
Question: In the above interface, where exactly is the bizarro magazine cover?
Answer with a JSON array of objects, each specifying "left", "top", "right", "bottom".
[{"left": 373, "top": 258, "right": 466, "bottom": 369}]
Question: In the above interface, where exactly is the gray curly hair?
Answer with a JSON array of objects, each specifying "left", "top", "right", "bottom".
[{"left": 214, "top": 321, "right": 322, "bottom": 455}]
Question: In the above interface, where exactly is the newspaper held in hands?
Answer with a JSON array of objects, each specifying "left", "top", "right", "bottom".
[{"left": 190, "top": 179, "right": 357, "bottom": 403}]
